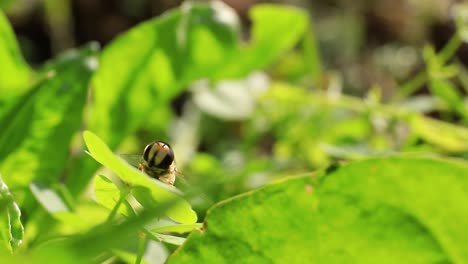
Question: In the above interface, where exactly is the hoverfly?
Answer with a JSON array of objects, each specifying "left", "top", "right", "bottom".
[{"left": 122, "top": 141, "right": 178, "bottom": 185}]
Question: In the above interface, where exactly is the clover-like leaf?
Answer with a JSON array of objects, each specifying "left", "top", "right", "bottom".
[{"left": 83, "top": 131, "right": 197, "bottom": 224}]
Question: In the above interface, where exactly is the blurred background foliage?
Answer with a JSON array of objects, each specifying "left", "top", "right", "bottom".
[{"left": 1, "top": 0, "right": 468, "bottom": 263}]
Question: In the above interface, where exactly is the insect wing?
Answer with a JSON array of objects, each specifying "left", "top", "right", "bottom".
[{"left": 119, "top": 154, "right": 143, "bottom": 168}]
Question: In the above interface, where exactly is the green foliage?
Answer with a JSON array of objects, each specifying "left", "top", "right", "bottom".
[
  {"left": 0, "top": 44, "right": 97, "bottom": 197},
  {"left": 68, "top": 2, "right": 311, "bottom": 195},
  {"left": 0, "top": 1, "right": 468, "bottom": 263},
  {"left": 170, "top": 157, "right": 468, "bottom": 263},
  {"left": 0, "top": 174, "right": 23, "bottom": 252},
  {"left": 0, "top": 10, "right": 30, "bottom": 103}
]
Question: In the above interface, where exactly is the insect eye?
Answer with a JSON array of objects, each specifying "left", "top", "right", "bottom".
[
  {"left": 155, "top": 142, "right": 174, "bottom": 169},
  {"left": 143, "top": 142, "right": 155, "bottom": 163},
  {"left": 142, "top": 141, "right": 175, "bottom": 169}
]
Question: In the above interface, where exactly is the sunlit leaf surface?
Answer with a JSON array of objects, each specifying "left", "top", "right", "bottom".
[
  {"left": 0, "top": 44, "right": 98, "bottom": 196},
  {"left": 0, "top": 10, "right": 30, "bottom": 103},
  {"left": 169, "top": 157, "right": 468, "bottom": 263}
]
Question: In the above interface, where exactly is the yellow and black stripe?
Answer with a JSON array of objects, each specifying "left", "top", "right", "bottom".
[{"left": 143, "top": 141, "right": 175, "bottom": 170}]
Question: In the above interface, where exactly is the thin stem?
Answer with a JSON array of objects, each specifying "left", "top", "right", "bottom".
[
  {"left": 439, "top": 33, "right": 463, "bottom": 64},
  {"left": 54, "top": 183, "right": 75, "bottom": 210},
  {"left": 135, "top": 233, "right": 147, "bottom": 264},
  {"left": 396, "top": 33, "right": 463, "bottom": 100},
  {"left": 106, "top": 190, "right": 128, "bottom": 223},
  {"left": 396, "top": 72, "right": 427, "bottom": 100}
]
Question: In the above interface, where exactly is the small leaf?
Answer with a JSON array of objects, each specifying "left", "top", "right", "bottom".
[
  {"left": 30, "top": 182, "right": 69, "bottom": 213},
  {"left": 94, "top": 175, "right": 133, "bottom": 217},
  {"left": 0, "top": 174, "right": 24, "bottom": 252},
  {"left": 83, "top": 131, "right": 197, "bottom": 224}
]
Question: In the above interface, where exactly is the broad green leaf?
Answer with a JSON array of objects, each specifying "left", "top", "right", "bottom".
[
  {"left": 0, "top": 174, "right": 23, "bottom": 252},
  {"left": 169, "top": 157, "right": 468, "bottom": 263},
  {"left": 168, "top": 175, "right": 317, "bottom": 263},
  {"left": 0, "top": 44, "right": 98, "bottom": 193},
  {"left": 0, "top": 10, "right": 30, "bottom": 101},
  {"left": 94, "top": 175, "right": 133, "bottom": 217},
  {"left": 410, "top": 115, "right": 468, "bottom": 152},
  {"left": 30, "top": 182, "right": 69, "bottom": 213},
  {"left": 83, "top": 131, "right": 197, "bottom": 224}
]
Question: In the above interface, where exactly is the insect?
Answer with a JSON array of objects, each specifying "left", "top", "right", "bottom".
[{"left": 122, "top": 141, "right": 178, "bottom": 185}]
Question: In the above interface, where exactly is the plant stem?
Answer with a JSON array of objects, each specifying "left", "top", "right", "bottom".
[
  {"left": 396, "top": 72, "right": 427, "bottom": 100},
  {"left": 135, "top": 233, "right": 147, "bottom": 264},
  {"left": 439, "top": 33, "right": 462, "bottom": 64},
  {"left": 106, "top": 190, "right": 128, "bottom": 223},
  {"left": 396, "top": 33, "right": 463, "bottom": 100}
]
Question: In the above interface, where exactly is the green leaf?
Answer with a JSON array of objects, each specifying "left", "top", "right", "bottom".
[
  {"left": 0, "top": 44, "right": 98, "bottom": 193},
  {"left": 0, "top": 174, "right": 23, "bottom": 252},
  {"left": 168, "top": 157, "right": 468, "bottom": 263},
  {"left": 83, "top": 130, "right": 197, "bottom": 224},
  {"left": 30, "top": 182, "right": 69, "bottom": 213},
  {"left": 215, "top": 4, "right": 309, "bottom": 78},
  {"left": 0, "top": 10, "right": 30, "bottom": 101},
  {"left": 410, "top": 115, "right": 468, "bottom": 152},
  {"left": 94, "top": 175, "right": 133, "bottom": 217}
]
